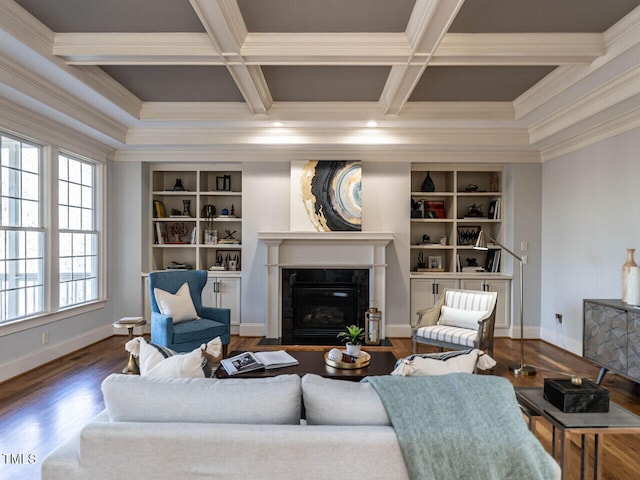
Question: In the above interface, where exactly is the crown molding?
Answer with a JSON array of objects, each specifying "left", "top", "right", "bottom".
[
  {"left": 0, "top": 1, "right": 142, "bottom": 121},
  {"left": 433, "top": 33, "right": 603, "bottom": 66},
  {"left": 529, "top": 63, "right": 640, "bottom": 143},
  {"left": 113, "top": 147, "right": 539, "bottom": 164},
  {"left": 0, "top": 56, "right": 127, "bottom": 143},
  {"left": 514, "top": 6, "right": 640, "bottom": 119},
  {"left": 139, "top": 100, "right": 514, "bottom": 123},
  {"left": 540, "top": 106, "right": 640, "bottom": 161},
  {"left": 124, "top": 125, "right": 529, "bottom": 149},
  {"left": 0, "top": 96, "right": 114, "bottom": 160}
]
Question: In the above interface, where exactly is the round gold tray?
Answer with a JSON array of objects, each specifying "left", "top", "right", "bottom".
[{"left": 324, "top": 350, "right": 371, "bottom": 369}]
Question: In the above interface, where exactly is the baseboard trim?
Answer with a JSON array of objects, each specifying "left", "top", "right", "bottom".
[{"left": 0, "top": 323, "right": 113, "bottom": 383}]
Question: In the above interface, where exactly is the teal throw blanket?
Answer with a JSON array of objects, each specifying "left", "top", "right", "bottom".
[{"left": 364, "top": 374, "right": 559, "bottom": 480}]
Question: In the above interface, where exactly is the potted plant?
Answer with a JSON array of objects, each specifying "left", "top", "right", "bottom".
[{"left": 337, "top": 325, "right": 365, "bottom": 356}]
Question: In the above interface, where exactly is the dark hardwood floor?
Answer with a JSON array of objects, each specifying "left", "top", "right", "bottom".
[{"left": 1, "top": 335, "right": 639, "bottom": 480}]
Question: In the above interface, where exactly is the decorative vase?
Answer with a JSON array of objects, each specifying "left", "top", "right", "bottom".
[
  {"left": 622, "top": 248, "right": 637, "bottom": 302},
  {"left": 345, "top": 343, "right": 361, "bottom": 356},
  {"left": 421, "top": 172, "right": 435, "bottom": 192},
  {"left": 627, "top": 267, "right": 640, "bottom": 305}
]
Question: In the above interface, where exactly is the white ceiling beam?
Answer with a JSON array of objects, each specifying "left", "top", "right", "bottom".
[
  {"left": 380, "top": 0, "right": 465, "bottom": 114},
  {"left": 240, "top": 33, "right": 411, "bottom": 65},
  {"left": 190, "top": 0, "right": 272, "bottom": 114},
  {"left": 54, "top": 33, "right": 223, "bottom": 65},
  {"left": 53, "top": 31, "right": 603, "bottom": 67},
  {"left": 431, "top": 33, "right": 604, "bottom": 65}
]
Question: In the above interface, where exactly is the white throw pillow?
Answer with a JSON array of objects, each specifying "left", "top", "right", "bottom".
[
  {"left": 125, "top": 336, "right": 221, "bottom": 378},
  {"left": 154, "top": 282, "right": 199, "bottom": 323},
  {"left": 437, "top": 304, "right": 488, "bottom": 330},
  {"left": 391, "top": 349, "right": 490, "bottom": 376}
]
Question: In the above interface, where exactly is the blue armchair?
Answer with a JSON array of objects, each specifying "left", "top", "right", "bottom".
[{"left": 149, "top": 270, "right": 230, "bottom": 356}]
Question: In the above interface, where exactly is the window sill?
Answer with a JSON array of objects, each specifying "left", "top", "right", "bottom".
[{"left": 0, "top": 299, "right": 109, "bottom": 337}]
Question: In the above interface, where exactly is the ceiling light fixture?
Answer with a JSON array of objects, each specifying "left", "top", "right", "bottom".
[
  {"left": 366, "top": 121, "right": 379, "bottom": 127},
  {"left": 271, "top": 121, "right": 284, "bottom": 127}
]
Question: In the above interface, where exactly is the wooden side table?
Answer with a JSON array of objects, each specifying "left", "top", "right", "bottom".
[{"left": 113, "top": 317, "right": 146, "bottom": 374}]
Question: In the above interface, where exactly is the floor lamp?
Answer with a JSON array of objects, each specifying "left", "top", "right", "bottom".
[{"left": 474, "top": 231, "right": 536, "bottom": 376}]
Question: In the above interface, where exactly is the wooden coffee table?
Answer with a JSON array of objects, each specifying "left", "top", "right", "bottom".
[{"left": 215, "top": 350, "right": 398, "bottom": 381}]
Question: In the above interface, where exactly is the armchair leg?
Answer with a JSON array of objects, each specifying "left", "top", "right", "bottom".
[{"left": 222, "top": 344, "right": 228, "bottom": 358}]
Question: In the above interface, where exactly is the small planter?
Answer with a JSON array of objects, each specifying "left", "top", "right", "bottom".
[{"left": 345, "top": 342, "right": 361, "bottom": 356}]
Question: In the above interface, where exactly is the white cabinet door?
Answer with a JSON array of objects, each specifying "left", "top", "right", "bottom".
[
  {"left": 410, "top": 278, "right": 459, "bottom": 326},
  {"left": 204, "top": 276, "right": 241, "bottom": 327},
  {"left": 218, "top": 277, "right": 241, "bottom": 326},
  {"left": 460, "top": 278, "right": 511, "bottom": 331}
]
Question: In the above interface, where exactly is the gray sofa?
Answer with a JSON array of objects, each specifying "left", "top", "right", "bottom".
[
  {"left": 42, "top": 373, "right": 560, "bottom": 480},
  {"left": 42, "top": 373, "right": 409, "bottom": 480}
]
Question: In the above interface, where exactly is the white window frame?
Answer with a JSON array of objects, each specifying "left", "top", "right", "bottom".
[{"left": 0, "top": 131, "right": 107, "bottom": 334}]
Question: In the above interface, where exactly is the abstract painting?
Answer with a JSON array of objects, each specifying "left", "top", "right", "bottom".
[{"left": 290, "top": 160, "right": 362, "bottom": 232}]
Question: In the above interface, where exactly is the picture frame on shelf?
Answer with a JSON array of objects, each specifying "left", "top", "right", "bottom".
[
  {"left": 457, "top": 225, "right": 481, "bottom": 246},
  {"left": 424, "top": 200, "right": 446, "bottom": 219},
  {"left": 427, "top": 256, "right": 444, "bottom": 271},
  {"left": 223, "top": 250, "right": 241, "bottom": 271}
]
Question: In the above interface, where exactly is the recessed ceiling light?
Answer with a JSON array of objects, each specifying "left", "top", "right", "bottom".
[
  {"left": 271, "top": 121, "right": 284, "bottom": 127},
  {"left": 366, "top": 121, "right": 379, "bottom": 127}
]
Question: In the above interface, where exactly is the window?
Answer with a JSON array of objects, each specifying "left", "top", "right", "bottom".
[
  {"left": 58, "top": 154, "right": 98, "bottom": 307},
  {"left": 0, "top": 134, "right": 44, "bottom": 322}
]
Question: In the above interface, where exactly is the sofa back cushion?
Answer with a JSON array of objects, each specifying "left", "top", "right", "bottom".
[
  {"left": 301, "top": 374, "right": 390, "bottom": 426},
  {"left": 102, "top": 373, "right": 301, "bottom": 424}
]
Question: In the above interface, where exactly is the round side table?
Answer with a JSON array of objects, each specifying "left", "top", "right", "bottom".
[{"left": 113, "top": 317, "right": 146, "bottom": 374}]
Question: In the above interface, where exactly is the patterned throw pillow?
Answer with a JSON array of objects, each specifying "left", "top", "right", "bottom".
[
  {"left": 391, "top": 349, "right": 495, "bottom": 376},
  {"left": 125, "top": 336, "right": 221, "bottom": 378}
]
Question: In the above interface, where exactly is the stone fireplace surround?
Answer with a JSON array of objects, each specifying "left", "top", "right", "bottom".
[{"left": 257, "top": 232, "right": 394, "bottom": 339}]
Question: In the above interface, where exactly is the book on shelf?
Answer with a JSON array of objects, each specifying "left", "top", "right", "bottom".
[
  {"left": 155, "top": 222, "right": 167, "bottom": 244},
  {"left": 484, "top": 249, "right": 501, "bottom": 273},
  {"left": 220, "top": 350, "right": 298, "bottom": 375},
  {"left": 153, "top": 200, "right": 166, "bottom": 218},
  {"left": 488, "top": 198, "right": 501, "bottom": 219}
]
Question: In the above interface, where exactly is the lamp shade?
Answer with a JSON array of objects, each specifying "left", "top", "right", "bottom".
[{"left": 474, "top": 230, "right": 488, "bottom": 250}]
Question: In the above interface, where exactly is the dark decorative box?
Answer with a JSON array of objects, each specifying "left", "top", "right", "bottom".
[{"left": 543, "top": 378, "right": 609, "bottom": 413}]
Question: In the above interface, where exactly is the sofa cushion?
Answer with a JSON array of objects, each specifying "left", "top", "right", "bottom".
[
  {"left": 102, "top": 373, "right": 301, "bottom": 424},
  {"left": 415, "top": 324, "right": 477, "bottom": 347},
  {"left": 301, "top": 374, "right": 390, "bottom": 426},
  {"left": 154, "top": 282, "right": 198, "bottom": 323},
  {"left": 391, "top": 349, "right": 480, "bottom": 376},
  {"left": 438, "top": 305, "right": 487, "bottom": 330}
]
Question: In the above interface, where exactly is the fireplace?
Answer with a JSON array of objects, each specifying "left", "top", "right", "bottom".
[
  {"left": 282, "top": 269, "right": 369, "bottom": 344},
  {"left": 257, "top": 231, "right": 394, "bottom": 340}
]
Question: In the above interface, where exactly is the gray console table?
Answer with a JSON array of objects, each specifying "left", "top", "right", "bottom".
[
  {"left": 516, "top": 387, "right": 640, "bottom": 480},
  {"left": 583, "top": 299, "right": 640, "bottom": 384}
]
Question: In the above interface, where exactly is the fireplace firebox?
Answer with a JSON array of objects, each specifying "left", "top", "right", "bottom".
[{"left": 282, "top": 269, "right": 369, "bottom": 344}]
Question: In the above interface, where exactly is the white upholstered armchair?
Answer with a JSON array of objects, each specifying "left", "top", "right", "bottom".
[{"left": 412, "top": 289, "right": 498, "bottom": 357}]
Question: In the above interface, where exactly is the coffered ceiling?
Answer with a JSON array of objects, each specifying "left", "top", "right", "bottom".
[{"left": 1, "top": 0, "right": 640, "bottom": 161}]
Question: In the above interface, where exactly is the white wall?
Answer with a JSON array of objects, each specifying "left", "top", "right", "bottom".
[
  {"left": 541, "top": 127, "right": 640, "bottom": 354},
  {"left": 112, "top": 161, "right": 147, "bottom": 320},
  {"left": 506, "top": 164, "right": 543, "bottom": 338},
  {"left": 239, "top": 161, "right": 411, "bottom": 336}
]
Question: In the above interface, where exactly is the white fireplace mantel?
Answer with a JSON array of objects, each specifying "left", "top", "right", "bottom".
[{"left": 257, "top": 231, "right": 394, "bottom": 339}]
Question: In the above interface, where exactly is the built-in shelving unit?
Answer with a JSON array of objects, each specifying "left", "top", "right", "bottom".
[
  {"left": 150, "top": 167, "right": 242, "bottom": 272},
  {"left": 409, "top": 165, "right": 512, "bottom": 335}
]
